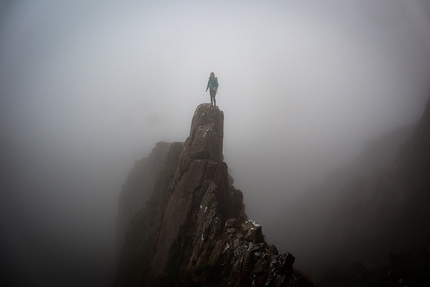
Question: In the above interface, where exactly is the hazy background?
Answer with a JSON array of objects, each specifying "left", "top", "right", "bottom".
[{"left": 1, "top": 1, "right": 430, "bottom": 286}]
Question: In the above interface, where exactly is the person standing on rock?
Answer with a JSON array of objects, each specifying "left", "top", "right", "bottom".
[{"left": 206, "top": 72, "right": 219, "bottom": 107}]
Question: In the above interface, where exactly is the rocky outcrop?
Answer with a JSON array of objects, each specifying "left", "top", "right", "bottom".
[
  {"left": 202, "top": 218, "right": 297, "bottom": 287},
  {"left": 114, "top": 103, "right": 311, "bottom": 287}
]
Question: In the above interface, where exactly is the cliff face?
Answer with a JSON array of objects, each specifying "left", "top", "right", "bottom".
[
  {"left": 114, "top": 104, "right": 310, "bottom": 287},
  {"left": 317, "top": 98, "right": 430, "bottom": 286},
  {"left": 277, "top": 122, "right": 415, "bottom": 272},
  {"left": 321, "top": 98, "right": 430, "bottom": 263},
  {"left": 320, "top": 125, "right": 416, "bottom": 260},
  {"left": 116, "top": 141, "right": 172, "bottom": 254},
  {"left": 375, "top": 97, "right": 430, "bottom": 250}
]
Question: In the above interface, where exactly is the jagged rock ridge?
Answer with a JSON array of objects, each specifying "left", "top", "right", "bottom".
[{"left": 114, "top": 103, "right": 312, "bottom": 287}]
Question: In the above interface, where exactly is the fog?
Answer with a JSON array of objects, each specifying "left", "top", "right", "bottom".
[{"left": 1, "top": 1, "right": 430, "bottom": 286}]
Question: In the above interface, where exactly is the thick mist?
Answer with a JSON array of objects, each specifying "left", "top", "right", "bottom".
[{"left": 1, "top": 1, "right": 430, "bottom": 286}]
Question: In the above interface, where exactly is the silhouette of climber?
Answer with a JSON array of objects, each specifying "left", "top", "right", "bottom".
[{"left": 206, "top": 72, "right": 219, "bottom": 107}]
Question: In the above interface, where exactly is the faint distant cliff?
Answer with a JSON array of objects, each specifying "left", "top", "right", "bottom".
[
  {"left": 369, "top": 97, "right": 430, "bottom": 253},
  {"left": 114, "top": 104, "right": 313, "bottom": 287},
  {"left": 280, "top": 121, "right": 416, "bottom": 272},
  {"left": 316, "top": 97, "right": 430, "bottom": 286},
  {"left": 299, "top": 97, "right": 430, "bottom": 263}
]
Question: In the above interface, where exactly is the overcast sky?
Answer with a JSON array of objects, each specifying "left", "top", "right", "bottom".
[{"left": 1, "top": 1, "right": 430, "bottom": 286}]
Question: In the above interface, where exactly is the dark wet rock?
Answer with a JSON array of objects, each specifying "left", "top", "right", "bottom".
[{"left": 205, "top": 218, "right": 296, "bottom": 287}]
